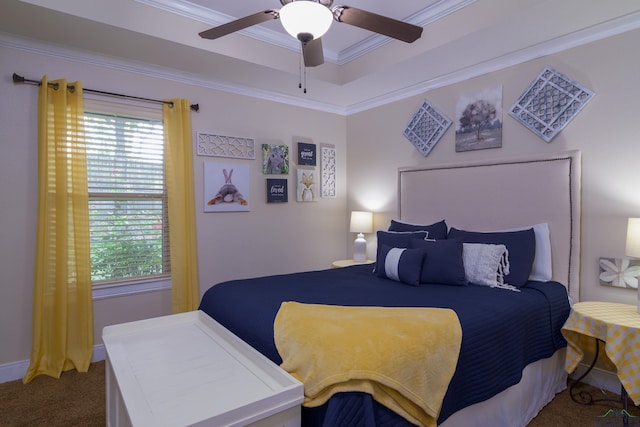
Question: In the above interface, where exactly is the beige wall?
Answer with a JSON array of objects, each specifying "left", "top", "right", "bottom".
[
  {"left": 0, "top": 44, "right": 347, "bottom": 368},
  {"left": 1, "top": 26, "right": 639, "bottom": 375},
  {"left": 346, "top": 28, "right": 640, "bottom": 304}
]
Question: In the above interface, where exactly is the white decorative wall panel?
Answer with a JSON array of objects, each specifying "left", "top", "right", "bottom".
[
  {"left": 197, "top": 132, "right": 255, "bottom": 159},
  {"left": 509, "top": 67, "right": 594, "bottom": 142}
]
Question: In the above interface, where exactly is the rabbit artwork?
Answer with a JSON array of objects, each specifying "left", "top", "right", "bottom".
[
  {"left": 263, "top": 145, "right": 287, "bottom": 174},
  {"left": 298, "top": 171, "right": 315, "bottom": 202},
  {"left": 207, "top": 168, "right": 248, "bottom": 205}
]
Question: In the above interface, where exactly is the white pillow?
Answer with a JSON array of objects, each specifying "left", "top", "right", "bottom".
[{"left": 493, "top": 223, "right": 552, "bottom": 282}]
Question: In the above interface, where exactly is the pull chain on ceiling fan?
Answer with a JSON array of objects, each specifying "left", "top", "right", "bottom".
[{"left": 199, "top": 0, "right": 423, "bottom": 92}]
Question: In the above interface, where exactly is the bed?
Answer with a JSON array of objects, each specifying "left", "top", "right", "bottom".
[{"left": 199, "top": 150, "right": 582, "bottom": 426}]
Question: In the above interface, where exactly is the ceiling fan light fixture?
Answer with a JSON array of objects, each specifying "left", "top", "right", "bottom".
[{"left": 279, "top": 1, "right": 333, "bottom": 41}]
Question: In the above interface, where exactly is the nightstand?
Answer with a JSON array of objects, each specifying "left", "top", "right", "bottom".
[
  {"left": 331, "top": 259, "right": 374, "bottom": 268},
  {"left": 561, "top": 301, "right": 640, "bottom": 412}
]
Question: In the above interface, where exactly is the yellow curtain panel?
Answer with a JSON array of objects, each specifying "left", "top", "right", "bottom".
[
  {"left": 163, "top": 99, "right": 200, "bottom": 313},
  {"left": 24, "top": 76, "right": 93, "bottom": 383}
]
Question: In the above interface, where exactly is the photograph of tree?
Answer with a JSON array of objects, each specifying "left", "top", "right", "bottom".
[{"left": 455, "top": 86, "right": 503, "bottom": 152}]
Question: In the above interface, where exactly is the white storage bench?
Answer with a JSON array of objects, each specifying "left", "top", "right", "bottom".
[{"left": 102, "top": 310, "right": 303, "bottom": 427}]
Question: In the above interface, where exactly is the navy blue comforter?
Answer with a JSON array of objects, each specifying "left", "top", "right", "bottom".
[{"left": 199, "top": 264, "right": 570, "bottom": 426}]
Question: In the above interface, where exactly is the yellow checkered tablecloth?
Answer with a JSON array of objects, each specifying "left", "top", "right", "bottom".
[{"left": 561, "top": 301, "right": 640, "bottom": 405}]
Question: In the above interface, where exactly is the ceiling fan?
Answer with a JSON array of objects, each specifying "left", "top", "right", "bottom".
[{"left": 199, "top": 0, "right": 423, "bottom": 68}]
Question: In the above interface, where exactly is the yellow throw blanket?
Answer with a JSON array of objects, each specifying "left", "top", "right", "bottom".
[{"left": 274, "top": 302, "right": 462, "bottom": 427}]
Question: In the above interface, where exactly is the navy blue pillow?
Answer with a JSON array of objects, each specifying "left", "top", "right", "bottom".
[
  {"left": 376, "top": 244, "right": 424, "bottom": 285},
  {"left": 411, "top": 239, "right": 467, "bottom": 286},
  {"left": 447, "top": 227, "right": 536, "bottom": 287},
  {"left": 375, "top": 230, "right": 429, "bottom": 273},
  {"left": 388, "top": 219, "right": 448, "bottom": 240}
]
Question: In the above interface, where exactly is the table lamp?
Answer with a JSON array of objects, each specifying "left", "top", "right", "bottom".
[
  {"left": 350, "top": 211, "right": 373, "bottom": 262},
  {"left": 625, "top": 218, "right": 640, "bottom": 313}
]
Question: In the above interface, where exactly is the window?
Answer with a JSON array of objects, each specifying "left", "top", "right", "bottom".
[{"left": 84, "top": 100, "right": 170, "bottom": 294}]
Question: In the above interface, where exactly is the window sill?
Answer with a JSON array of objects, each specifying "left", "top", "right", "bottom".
[{"left": 92, "top": 277, "right": 171, "bottom": 300}]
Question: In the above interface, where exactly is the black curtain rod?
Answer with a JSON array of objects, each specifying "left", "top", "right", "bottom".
[{"left": 12, "top": 73, "right": 199, "bottom": 112}]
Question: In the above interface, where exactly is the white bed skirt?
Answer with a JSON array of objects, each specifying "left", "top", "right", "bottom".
[{"left": 441, "top": 348, "right": 567, "bottom": 427}]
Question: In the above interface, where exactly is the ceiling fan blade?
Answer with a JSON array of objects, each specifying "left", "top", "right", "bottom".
[
  {"left": 199, "top": 10, "right": 279, "bottom": 40},
  {"left": 302, "top": 38, "right": 324, "bottom": 67},
  {"left": 333, "top": 6, "right": 423, "bottom": 43}
]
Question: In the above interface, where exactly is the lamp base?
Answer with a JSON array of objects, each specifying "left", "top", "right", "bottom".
[{"left": 353, "top": 233, "right": 366, "bottom": 262}]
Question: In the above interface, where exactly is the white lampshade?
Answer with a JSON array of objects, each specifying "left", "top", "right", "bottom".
[
  {"left": 350, "top": 211, "right": 373, "bottom": 234},
  {"left": 626, "top": 218, "right": 640, "bottom": 258},
  {"left": 279, "top": 1, "right": 333, "bottom": 41}
]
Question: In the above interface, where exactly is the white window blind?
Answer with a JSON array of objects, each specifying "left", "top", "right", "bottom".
[{"left": 84, "top": 102, "right": 170, "bottom": 286}]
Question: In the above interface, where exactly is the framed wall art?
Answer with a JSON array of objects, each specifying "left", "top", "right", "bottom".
[
  {"left": 297, "top": 169, "right": 317, "bottom": 202},
  {"left": 297, "top": 142, "right": 316, "bottom": 166},
  {"left": 266, "top": 179, "right": 288, "bottom": 203},
  {"left": 455, "top": 85, "right": 503, "bottom": 152},
  {"left": 204, "top": 162, "right": 250, "bottom": 212},
  {"left": 599, "top": 258, "right": 640, "bottom": 288},
  {"left": 262, "top": 144, "right": 290, "bottom": 175}
]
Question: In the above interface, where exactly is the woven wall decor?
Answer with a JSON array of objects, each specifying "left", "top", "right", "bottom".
[
  {"left": 509, "top": 67, "right": 594, "bottom": 142},
  {"left": 403, "top": 99, "right": 452, "bottom": 156},
  {"left": 321, "top": 145, "right": 336, "bottom": 198},
  {"left": 197, "top": 132, "right": 255, "bottom": 159}
]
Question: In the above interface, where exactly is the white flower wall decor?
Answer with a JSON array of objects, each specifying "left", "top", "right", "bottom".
[{"left": 599, "top": 258, "right": 640, "bottom": 288}]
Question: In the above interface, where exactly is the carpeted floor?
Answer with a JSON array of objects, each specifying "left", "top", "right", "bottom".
[
  {"left": 0, "top": 362, "right": 105, "bottom": 427},
  {"left": 527, "top": 382, "right": 640, "bottom": 427},
  {"left": 0, "top": 361, "right": 638, "bottom": 426}
]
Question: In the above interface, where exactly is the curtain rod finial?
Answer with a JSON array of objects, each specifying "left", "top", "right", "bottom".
[
  {"left": 12, "top": 73, "right": 25, "bottom": 84},
  {"left": 190, "top": 104, "right": 199, "bottom": 112}
]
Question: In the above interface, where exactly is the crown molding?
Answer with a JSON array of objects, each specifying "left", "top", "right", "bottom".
[
  {"left": 3, "top": 10, "right": 639, "bottom": 116},
  {"left": 344, "top": 10, "right": 640, "bottom": 115},
  {"left": 134, "top": 0, "right": 307, "bottom": 59},
  {"left": 336, "top": 0, "right": 475, "bottom": 64},
  {"left": 0, "top": 31, "right": 348, "bottom": 115},
  {"left": 134, "top": 0, "right": 474, "bottom": 64}
]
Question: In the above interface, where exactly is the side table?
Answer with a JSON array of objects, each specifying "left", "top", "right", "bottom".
[{"left": 561, "top": 301, "right": 640, "bottom": 413}]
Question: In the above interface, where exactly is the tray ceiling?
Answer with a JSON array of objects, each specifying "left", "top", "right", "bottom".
[{"left": 2, "top": 0, "right": 640, "bottom": 114}]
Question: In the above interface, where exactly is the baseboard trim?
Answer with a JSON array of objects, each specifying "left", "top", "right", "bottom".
[
  {"left": 2, "top": 349, "right": 621, "bottom": 393},
  {"left": 568, "top": 363, "right": 622, "bottom": 395},
  {"left": 0, "top": 344, "right": 106, "bottom": 384}
]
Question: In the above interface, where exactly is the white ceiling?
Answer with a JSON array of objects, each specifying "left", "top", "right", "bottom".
[
  {"left": 186, "top": 0, "right": 446, "bottom": 61},
  {"left": 2, "top": 0, "right": 640, "bottom": 115}
]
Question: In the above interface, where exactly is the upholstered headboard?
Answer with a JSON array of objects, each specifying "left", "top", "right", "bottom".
[{"left": 398, "top": 151, "right": 581, "bottom": 302}]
